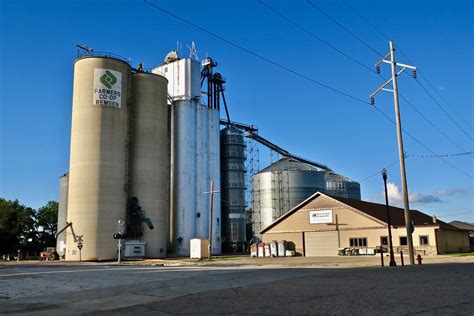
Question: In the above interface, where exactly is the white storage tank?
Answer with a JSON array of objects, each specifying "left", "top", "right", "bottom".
[
  {"left": 66, "top": 56, "right": 130, "bottom": 261},
  {"left": 128, "top": 71, "right": 169, "bottom": 258}
]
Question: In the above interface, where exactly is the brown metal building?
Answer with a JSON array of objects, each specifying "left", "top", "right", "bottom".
[{"left": 261, "top": 192, "right": 470, "bottom": 256}]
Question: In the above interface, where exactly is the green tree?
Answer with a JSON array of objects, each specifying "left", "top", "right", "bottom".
[
  {"left": 0, "top": 198, "right": 36, "bottom": 254},
  {"left": 36, "top": 201, "right": 58, "bottom": 247}
]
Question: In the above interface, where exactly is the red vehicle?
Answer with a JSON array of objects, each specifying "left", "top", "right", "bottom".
[{"left": 39, "top": 247, "right": 59, "bottom": 261}]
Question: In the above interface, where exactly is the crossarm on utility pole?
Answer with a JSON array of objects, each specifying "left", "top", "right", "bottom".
[
  {"left": 396, "top": 67, "right": 408, "bottom": 77},
  {"left": 370, "top": 77, "right": 393, "bottom": 99},
  {"left": 382, "top": 59, "right": 417, "bottom": 70},
  {"left": 375, "top": 51, "right": 391, "bottom": 67}
]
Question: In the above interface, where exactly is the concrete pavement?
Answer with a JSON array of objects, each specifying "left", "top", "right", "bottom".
[{"left": 0, "top": 257, "right": 473, "bottom": 315}]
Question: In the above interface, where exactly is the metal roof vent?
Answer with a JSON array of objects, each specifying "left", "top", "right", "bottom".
[{"left": 163, "top": 51, "right": 179, "bottom": 64}]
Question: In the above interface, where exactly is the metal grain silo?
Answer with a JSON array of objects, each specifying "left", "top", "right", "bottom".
[
  {"left": 252, "top": 158, "right": 327, "bottom": 241},
  {"left": 169, "top": 99, "right": 198, "bottom": 255},
  {"left": 128, "top": 72, "right": 169, "bottom": 258},
  {"left": 208, "top": 106, "right": 222, "bottom": 254},
  {"left": 154, "top": 57, "right": 200, "bottom": 255},
  {"left": 195, "top": 103, "right": 210, "bottom": 240},
  {"left": 66, "top": 56, "right": 130, "bottom": 261},
  {"left": 153, "top": 55, "right": 221, "bottom": 256},
  {"left": 325, "top": 172, "right": 361, "bottom": 200},
  {"left": 56, "top": 173, "right": 69, "bottom": 258},
  {"left": 220, "top": 125, "right": 246, "bottom": 252}
]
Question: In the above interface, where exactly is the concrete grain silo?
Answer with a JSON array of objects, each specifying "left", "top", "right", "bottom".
[
  {"left": 128, "top": 71, "right": 169, "bottom": 258},
  {"left": 56, "top": 173, "right": 69, "bottom": 258},
  {"left": 66, "top": 56, "right": 130, "bottom": 261}
]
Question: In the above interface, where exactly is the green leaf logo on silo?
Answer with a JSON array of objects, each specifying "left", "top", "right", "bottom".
[{"left": 100, "top": 70, "right": 117, "bottom": 89}]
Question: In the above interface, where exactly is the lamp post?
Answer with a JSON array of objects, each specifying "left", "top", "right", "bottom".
[{"left": 382, "top": 168, "right": 396, "bottom": 267}]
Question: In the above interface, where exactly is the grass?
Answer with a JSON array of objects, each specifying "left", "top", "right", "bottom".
[{"left": 449, "top": 252, "right": 474, "bottom": 257}]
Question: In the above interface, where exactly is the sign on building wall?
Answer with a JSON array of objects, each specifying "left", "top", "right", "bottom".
[
  {"left": 309, "top": 209, "right": 333, "bottom": 224},
  {"left": 93, "top": 69, "right": 122, "bottom": 108}
]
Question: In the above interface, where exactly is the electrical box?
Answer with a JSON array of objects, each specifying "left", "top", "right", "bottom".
[
  {"left": 124, "top": 240, "right": 146, "bottom": 258},
  {"left": 190, "top": 239, "right": 209, "bottom": 259}
]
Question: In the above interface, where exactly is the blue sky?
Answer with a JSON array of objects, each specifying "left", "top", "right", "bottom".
[{"left": 0, "top": 0, "right": 472, "bottom": 223}]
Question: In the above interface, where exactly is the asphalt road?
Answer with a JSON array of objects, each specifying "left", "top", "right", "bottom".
[{"left": 0, "top": 261, "right": 473, "bottom": 315}]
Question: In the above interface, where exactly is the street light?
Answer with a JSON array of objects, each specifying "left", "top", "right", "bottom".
[{"left": 382, "top": 168, "right": 396, "bottom": 267}]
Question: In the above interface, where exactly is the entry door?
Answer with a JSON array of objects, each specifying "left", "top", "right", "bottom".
[{"left": 305, "top": 231, "right": 338, "bottom": 256}]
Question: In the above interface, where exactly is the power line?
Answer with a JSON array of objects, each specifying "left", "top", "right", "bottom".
[
  {"left": 371, "top": 105, "right": 473, "bottom": 179},
  {"left": 258, "top": 0, "right": 375, "bottom": 74},
  {"left": 301, "top": 1, "right": 473, "bottom": 174},
  {"left": 306, "top": 0, "right": 383, "bottom": 57},
  {"left": 437, "top": 211, "right": 473, "bottom": 218},
  {"left": 261, "top": 0, "right": 468, "bottom": 152},
  {"left": 143, "top": 0, "right": 473, "bottom": 179},
  {"left": 408, "top": 151, "right": 474, "bottom": 158},
  {"left": 359, "top": 150, "right": 473, "bottom": 182},
  {"left": 392, "top": 47, "right": 474, "bottom": 132},
  {"left": 415, "top": 79, "right": 473, "bottom": 142},
  {"left": 358, "top": 159, "right": 400, "bottom": 183},
  {"left": 418, "top": 75, "right": 473, "bottom": 131},
  {"left": 266, "top": 0, "right": 466, "bottom": 151},
  {"left": 398, "top": 93, "right": 468, "bottom": 152},
  {"left": 259, "top": 1, "right": 472, "bottom": 179},
  {"left": 143, "top": 0, "right": 368, "bottom": 105},
  {"left": 309, "top": 0, "right": 471, "bottom": 149},
  {"left": 342, "top": 1, "right": 391, "bottom": 42},
  {"left": 341, "top": 0, "right": 474, "bottom": 138}
]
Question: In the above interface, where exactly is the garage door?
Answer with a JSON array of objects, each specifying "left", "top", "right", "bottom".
[{"left": 304, "top": 231, "right": 338, "bottom": 256}]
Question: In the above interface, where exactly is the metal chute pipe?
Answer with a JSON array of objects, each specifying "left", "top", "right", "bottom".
[{"left": 245, "top": 132, "right": 332, "bottom": 171}]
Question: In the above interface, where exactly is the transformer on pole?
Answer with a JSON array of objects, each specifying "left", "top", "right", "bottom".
[{"left": 370, "top": 40, "right": 417, "bottom": 265}]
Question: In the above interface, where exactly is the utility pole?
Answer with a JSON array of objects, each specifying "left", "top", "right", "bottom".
[
  {"left": 204, "top": 180, "right": 220, "bottom": 260},
  {"left": 370, "top": 40, "right": 417, "bottom": 265}
]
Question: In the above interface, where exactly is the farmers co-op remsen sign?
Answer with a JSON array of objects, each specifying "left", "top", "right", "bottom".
[
  {"left": 93, "top": 69, "right": 122, "bottom": 108},
  {"left": 309, "top": 209, "right": 333, "bottom": 224}
]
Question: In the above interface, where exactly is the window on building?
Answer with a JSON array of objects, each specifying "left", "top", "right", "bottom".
[
  {"left": 231, "top": 222, "right": 239, "bottom": 242},
  {"left": 380, "top": 236, "right": 388, "bottom": 246},
  {"left": 400, "top": 236, "right": 408, "bottom": 246},
  {"left": 349, "top": 238, "right": 367, "bottom": 247},
  {"left": 419, "top": 236, "right": 429, "bottom": 246}
]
